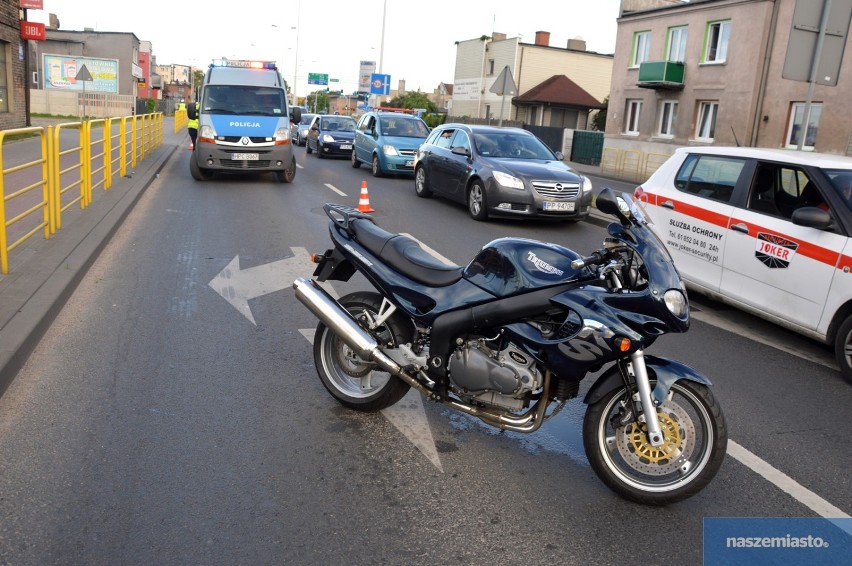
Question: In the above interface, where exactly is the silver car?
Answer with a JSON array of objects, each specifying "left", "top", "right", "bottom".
[{"left": 291, "top": 113, "right": 316, "bottom": 146}]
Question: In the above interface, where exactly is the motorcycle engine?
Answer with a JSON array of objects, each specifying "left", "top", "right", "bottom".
[{"left": 448, "top": 339, "right": 543, "bottom": 411}]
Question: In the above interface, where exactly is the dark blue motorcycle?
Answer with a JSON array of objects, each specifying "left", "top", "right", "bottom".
[{"left": 294, "top": 188, "right": 727, "bottom": 505}]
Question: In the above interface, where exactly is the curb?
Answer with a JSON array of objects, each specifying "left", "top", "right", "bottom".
[{"left": 0, "top": 141, "right": 182, "bottom": 396}]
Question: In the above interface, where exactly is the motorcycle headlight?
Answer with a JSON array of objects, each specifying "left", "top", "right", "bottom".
[
  {"left": 664, "top": 289, "right": 688, "bottom": 319},
  {"left": 494, "top": 170, "right": 524, "bottom": 190}
]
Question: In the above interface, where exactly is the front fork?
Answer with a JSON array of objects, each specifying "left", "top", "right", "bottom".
[{"left": 628, "top": 349, "right": 665, "bottom": 447}]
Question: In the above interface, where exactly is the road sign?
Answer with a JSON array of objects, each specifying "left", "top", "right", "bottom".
[
  {"left": 370, "top": 73, "right": 391, "bottom": 95},
  {"left": 308, "top": 73, "right": 329, "bottom": 85}
]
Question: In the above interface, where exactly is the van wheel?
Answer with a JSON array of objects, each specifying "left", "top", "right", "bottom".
[
  {"left": 351, "top": 149, "right": 361, "bottom": 168},
  {"left": 275, "top": 158, "right": 296, "bottom": 183},
  {"left": 834, "top": 315, "right": 852, "bottom": 384},
  {"left": 371, "top": 155, "right": 384, "bottom": 177},
  {"left": 190, "top": 157, "right": 212, "bottom": 181}
]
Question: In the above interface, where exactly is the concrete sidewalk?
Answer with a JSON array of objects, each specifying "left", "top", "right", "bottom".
[{"left": 0, "top": 117, "right": 185, "bottom": 395}]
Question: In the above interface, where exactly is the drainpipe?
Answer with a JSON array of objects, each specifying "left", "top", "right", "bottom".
[{"left": 751, "top": 0, "right": 781, "bottom": 147}]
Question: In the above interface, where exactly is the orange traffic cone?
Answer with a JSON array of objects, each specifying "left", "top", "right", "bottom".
[{"left": 357, "top": 181, "right": 375, "bottom": 213}]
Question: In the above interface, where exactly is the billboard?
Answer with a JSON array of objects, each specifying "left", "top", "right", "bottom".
[
  {"left": 358, "top": 60, "right": 376, "bottom": 93},
  {"left": 43, "top": 54, "right": 119, "bottom": 92}
]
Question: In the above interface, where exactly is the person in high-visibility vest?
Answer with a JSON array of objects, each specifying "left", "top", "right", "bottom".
[{"left": 186, "top": 98, "right": 200, "bottom": 150}]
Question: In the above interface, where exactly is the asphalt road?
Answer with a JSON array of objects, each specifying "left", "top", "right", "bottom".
[{"left": 0, "top": 137, "right": 850, "bottom": 564}]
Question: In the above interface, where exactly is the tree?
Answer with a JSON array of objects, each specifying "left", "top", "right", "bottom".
[
  {"left": 385, "top": 91, "right": 437, "bottom": 114},
  {"left": 192, "top": 69, "right": 204, "bottom": 97},
  {"left": 591, "top": 96, "right": 608, "bottom": 132},
  {"left": 305, "top": 90, "right": 330, "bottom": 113}
]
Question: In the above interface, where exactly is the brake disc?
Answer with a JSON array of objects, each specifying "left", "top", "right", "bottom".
[{"left": 615, "top": 400, "right": 696, "bottom": 476}]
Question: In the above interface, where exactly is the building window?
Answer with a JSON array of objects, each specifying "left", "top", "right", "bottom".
[
  {"left": 695, "top": 101, "right": 718, "bottom": 141},
  {"left": 704, "top": 20, "right": 730, "bottom": 63},
  {"left": 485, "top": 104, "right": 491, "bottom": 120},
  {"left": 658, "top": 100, "right": 678, "bottom": 137},
  {"left": 631, "top": 31, "right": 651, "bottom": 67},
  {"left": 667, "top": 26, "right": 688, "bottom": 62},
  {"left": 786, "top": 102, "right": 822, "bottom": 150},
  {"left": 0, "top": 42, "right": 8, "bottom": 113},
  {"left": 487, "top": 59, "right": 495, "bottom": 75},
  {"left": 624, "top": 99, "right": 642, "bottom": 135}
]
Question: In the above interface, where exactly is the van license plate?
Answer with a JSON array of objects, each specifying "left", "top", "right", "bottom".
[
  {"left": 232, "top": 153, "right": 259, "bottom": 160},
  {"left": 544, "top": 201, "right": 574, "bottom": 211}
]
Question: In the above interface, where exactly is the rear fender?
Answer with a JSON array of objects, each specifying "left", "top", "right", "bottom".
[
  {"left": 313, "top": 247, "right": 356, "bottom": 282},
  {"left": 584, "top": 355, "right": 712, "bottom": 406}
]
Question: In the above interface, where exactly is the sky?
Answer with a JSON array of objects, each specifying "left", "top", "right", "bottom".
[{"left": 29, "top": 0, "right": 622, "bottom": 98}]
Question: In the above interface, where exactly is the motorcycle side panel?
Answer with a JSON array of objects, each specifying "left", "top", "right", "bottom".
[
  {"left": 464, "top": 238, "right": 585, "bottom": 298},
  {"left": 583, "top": 355, "right": 713, "bottom": 406}
]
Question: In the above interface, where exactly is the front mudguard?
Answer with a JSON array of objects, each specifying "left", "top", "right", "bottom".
[{"left": 584, "top": 355, "right": 712, "bottom": 406}]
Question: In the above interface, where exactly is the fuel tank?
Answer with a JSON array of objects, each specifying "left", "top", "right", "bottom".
[{"left": 463, "top": 237, "right": 585, "bottom": 297}]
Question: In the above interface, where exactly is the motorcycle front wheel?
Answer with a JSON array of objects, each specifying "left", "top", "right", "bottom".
[
  {"left": 313, "top": 292, "right": 413, "bottom": 412},
  {"left": 583, "top": 380, "right": 727, "bottom": 505}
]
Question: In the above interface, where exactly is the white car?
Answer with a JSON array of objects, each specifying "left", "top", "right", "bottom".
[{"left": 634, "top": 146, "right": 852, "bottom": 383}]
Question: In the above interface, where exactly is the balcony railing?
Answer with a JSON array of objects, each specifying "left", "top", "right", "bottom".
[{"left": 637, "top": 61, "right": 685, "bottom": 89}]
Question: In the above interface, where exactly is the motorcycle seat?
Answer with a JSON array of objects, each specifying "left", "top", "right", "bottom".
[{"left": 351, "top": 219, "right": 464, "bottom": 286}]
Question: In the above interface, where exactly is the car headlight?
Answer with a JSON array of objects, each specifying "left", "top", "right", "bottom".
[
  {"left": 322, "top": 134, "right": 335, "bottom": 143},
  {"left": 275, "top": 127, "right": 289, "bottom": 142},
  {"left": 582, "top": 175, "right": 593, "bottom": 193},
  {"left": 382, "top": 144, "right": 399, "bottom": 156},
  {"left": 664, "top": 289, "right": 688, "bottom": 319},
  {"left": 494, "top": 170, "right": 524, "bottom": 190}
]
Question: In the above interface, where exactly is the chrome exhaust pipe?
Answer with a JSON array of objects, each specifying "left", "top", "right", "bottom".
[{"left": 293, "top": 277, "right": 403, "bottom": 376}]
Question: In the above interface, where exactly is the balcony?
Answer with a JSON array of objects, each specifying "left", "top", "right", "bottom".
[{"left": 637, "top": 61, "right": 685, "bottom": 90}]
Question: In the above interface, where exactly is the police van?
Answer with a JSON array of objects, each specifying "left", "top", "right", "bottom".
[{"left": 190, "top": 59, "right": 301, "bottom": 183}]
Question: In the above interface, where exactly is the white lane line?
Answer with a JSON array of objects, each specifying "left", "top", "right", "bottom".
[
  {"left": 727, "top": 440, "right": 850, "bottom": 519},
  {"left": 324, "top": 183, "right": 347, "bottom": 197}
]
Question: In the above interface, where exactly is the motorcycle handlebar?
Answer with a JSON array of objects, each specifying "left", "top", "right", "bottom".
[{"left": 570, "top": 250, "right": 608, "bottom": 270}]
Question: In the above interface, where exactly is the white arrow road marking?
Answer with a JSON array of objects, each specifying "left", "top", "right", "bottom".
[
  {"left": 324, "top": 183, "right": 347, "bottom": 196},
  {"left": 300, "top": 326, "right": 443, "bottom": 472},
  {"left": 210, "top": 247, "right": 318, "bottom": 325}
]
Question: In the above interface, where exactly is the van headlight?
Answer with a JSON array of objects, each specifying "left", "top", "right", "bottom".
[
  {"left": 275, "top": 127, "right": 290, "bottom": 143},
  {"left": 199, "top": 125, "right": 215, "bottom": 139},
  {"left": 664, "top": 289, "right": 688, "bottom": 318}
]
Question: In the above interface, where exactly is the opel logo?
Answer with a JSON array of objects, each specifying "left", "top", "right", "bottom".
[
  {"left": 555, "top": 183, "right": 564, "bottom": 191},
  {"left": 241, "top": 137, "right": 250, "bottom": 145}
]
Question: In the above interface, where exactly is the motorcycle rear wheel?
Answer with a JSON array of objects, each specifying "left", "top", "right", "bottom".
[
  {"left": 314, "top": 292, "right": 413, "bottom": 412},
  {"left": 583, "top": 380, "right": 727, "bottom": 505}
]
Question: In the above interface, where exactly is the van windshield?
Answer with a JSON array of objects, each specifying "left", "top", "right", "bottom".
[{"left": 202, "top": 85, "right": 285, "bottom": 117}]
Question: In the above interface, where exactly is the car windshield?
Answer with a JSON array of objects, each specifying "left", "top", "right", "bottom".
[
  {"left": 322, "top": 117, "right": 357, "bottom": 132},
  {"left": 473, "top": 132, "right": 555, "bottom": 160},
  {"left": 300, "top": 114, "right": 316, "bottom": 125},
  {"left": 202, "top": 85, "right": 285, "bottom": 116},
  {"left": 825, "top": 169, "right": 852, "bottom": 212},
  {"left": 380, "top": 117, "right": 429, "bottom": 138}
]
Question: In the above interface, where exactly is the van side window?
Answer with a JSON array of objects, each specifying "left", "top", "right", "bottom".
[{"left": 674, "top": 155, "right": 746, "bottom": 204}]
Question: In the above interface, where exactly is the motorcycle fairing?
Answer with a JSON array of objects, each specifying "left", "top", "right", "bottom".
[{"left": 582, "top": 355, "right": 712, "bottom": 406}]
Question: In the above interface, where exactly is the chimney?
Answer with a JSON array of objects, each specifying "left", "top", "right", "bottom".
[
  {"left": 48, "top": 13, "right": 60, "bottom": 30},
  {"left": 567, "top": 37, "right": 587, "bottom": 51},
  {"left": 492, "top": 32, "right": 506, "bottom": 41},
  {"left": 535, "top": 31, "right": 551, "bottom": 46}
]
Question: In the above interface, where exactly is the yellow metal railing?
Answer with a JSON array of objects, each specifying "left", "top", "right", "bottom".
[
  {"left": 0, "top": 112, "right": 163, "bottom": 274},
  {"left": 175, "top": 109, "right": 187, "bottom": 132},
  {"left": 600, "top": 148, "right": 676, "bottom": 184}
]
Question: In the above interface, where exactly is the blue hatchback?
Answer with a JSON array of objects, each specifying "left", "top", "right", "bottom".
[{"left": 352, "top": 111, "right": 430, "bottom": 177}]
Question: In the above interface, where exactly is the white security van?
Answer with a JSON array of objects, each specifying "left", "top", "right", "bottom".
[{"left": 190, "top": 59, "right": 301, "bottom": 183}]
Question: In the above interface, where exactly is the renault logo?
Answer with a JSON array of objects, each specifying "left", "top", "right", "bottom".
[{"left": 241, "top": 137, "right": 250, "bottom": 145}]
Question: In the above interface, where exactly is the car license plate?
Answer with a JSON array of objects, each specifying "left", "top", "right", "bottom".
[
  {"left": 340, "top": 144, "right": 352, "bottom": 150},
  {"left": 404, "top": 160, "right": 414, "bottom": 167},
  {"left": 231, "top": 153, "right": 259, "bottom": 161},
  {"left": 544, "top": 201, "right": 574, "bottom": 212}
]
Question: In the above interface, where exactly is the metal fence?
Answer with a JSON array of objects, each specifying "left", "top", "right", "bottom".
[{"left": 0, "top": 113, "right": 164, "bottom": 274}]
